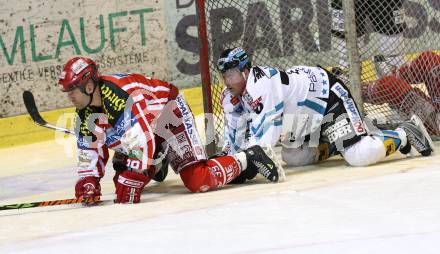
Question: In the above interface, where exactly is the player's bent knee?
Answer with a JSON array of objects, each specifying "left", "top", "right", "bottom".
[
  {"left": 179, "top": 163, "right": 215, "bottom": 193},
  {"left": 281, "top": 147, "right": 317, "bottom": 166},
  {"left": 342, "top": 136, "right": 386, "bottom": 167}
]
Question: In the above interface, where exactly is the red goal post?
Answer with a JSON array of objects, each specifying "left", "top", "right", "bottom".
[{"left": 196, "top": 0, "right": 440, "bottom": 154}]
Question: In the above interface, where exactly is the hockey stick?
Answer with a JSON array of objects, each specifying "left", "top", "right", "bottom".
[
  {"left": 22, "top": 90, "right": 75, "bottom": 135},
  {"left": 0, "top": 196, "right": 101, "bottom": 211}
]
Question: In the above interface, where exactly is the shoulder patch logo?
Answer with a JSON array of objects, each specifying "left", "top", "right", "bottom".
[{"left": 253, "top": 67, "right": 265, "bottom": 82}]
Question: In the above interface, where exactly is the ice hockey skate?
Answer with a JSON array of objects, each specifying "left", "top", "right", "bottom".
[
  {"left": 398, "top": 115, "right": 435, "bottom": 156},
  {"left": 244, "top": 145, "right": 281, "bottom": 182}
]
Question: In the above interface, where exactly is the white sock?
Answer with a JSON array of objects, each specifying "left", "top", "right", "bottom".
[
  {"left": 395, "top": 127, "right": 408, "bottom": 148},
  {"left": 234, "top": 152, "right": 247, "bottom": 172}
]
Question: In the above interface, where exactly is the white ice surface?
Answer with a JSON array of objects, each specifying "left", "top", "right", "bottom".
[{"left": 1, "top": 165, "right": 439, "bottom": 254}]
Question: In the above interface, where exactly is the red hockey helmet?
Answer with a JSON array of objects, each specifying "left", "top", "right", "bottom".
[{"left": 58, "top": 57, "right": 99, "bottom": 92}]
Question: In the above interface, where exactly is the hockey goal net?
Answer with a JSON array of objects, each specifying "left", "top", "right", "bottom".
[{"left": 196, "top": 0, "right": 440, "bottom": 153}]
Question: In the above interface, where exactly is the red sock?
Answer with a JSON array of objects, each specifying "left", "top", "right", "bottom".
[{"left": 180, "top": 156, "right": 242, "bottom": 193}]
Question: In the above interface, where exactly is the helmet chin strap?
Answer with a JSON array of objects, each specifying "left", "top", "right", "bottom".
[
  {"left": 241, "top": 71, "right": 247, "bottom": 80},
  {"left": 79, "top": 82, "right": 98, "bottom": 108}
]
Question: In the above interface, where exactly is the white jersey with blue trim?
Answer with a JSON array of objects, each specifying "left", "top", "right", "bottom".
[
  {"left": 242, "top": 65, "right": 330, "bottom": 147},
  {"left": 221, "top": 89, "right": 250, "bottom": 154}
]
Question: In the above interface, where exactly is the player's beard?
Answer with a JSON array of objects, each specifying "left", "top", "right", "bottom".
[{"left": 69, "top": 93, "right": 91, "bottom": 110}]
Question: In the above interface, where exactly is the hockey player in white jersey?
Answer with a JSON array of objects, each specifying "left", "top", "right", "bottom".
[{"left": 217, "top": 47, "right": 434, "bottom": 168}]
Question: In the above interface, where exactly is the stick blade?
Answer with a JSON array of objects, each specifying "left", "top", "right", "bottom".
[{"left": 22, "top": 91, "right": 47, "bottom": 126}]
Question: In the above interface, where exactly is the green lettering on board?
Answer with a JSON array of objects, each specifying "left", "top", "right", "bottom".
[
  {"left": 130, "top": 8, "right": 154, "bottom": 46},
  {"left": 0, "top": 26, "right": 26, "bottom": 65},
  {"left": 80, "top": 15, "right": 106, "bottom": 54},
  {"left": 30, "top": 24, "right": 52, "bottom": 62},
  {"left": 55, "top": 19, "right": 81, "bottom": 58},
  {"left": 108, "top": 11, "right": 128, "bottom": 50}
]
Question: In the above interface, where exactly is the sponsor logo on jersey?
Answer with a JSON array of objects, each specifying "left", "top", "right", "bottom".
[
  {"left": 176, "top": 95, "right": 201, "bottom": 149},
  {"left": 331, "top": 83, "right": 366, "bottom": 135},
  {"left": 323, "top": 118, "right": 353, "bottom": 143},
  {"left": 100, "top": 84, "right": 127, "bottom": 115},
  {"left": 248, "top": 96, "right": 262, "bottom": 112},
  {"left": 383, "top": 138, "right": 397, "bottom": 156},
  {"left": 222, "top": 90, "right": 244, "bottom": 113},
  {"left": 230, "top": 95, "right": 240, "bottom": 106},
  {"left": 78, "top": 150, "right": 93, "bottom": 167},
  {"left": 225, "top": 162, "right": 239, "bottom": 183},
  {"left": 242, "top": 90, "right": 263, "bottom": 113},
  {"left": 195, "top": 146, "right": 204, "bottom": 157},
  {"left": 241, "top": 90, "right": 253, "bottom": 105},
  {"left": 77, "top": 107, "right": 95, "bottom": 137},
  {"left": 77, "top": 136, "right": 90, "bottom": 149}
]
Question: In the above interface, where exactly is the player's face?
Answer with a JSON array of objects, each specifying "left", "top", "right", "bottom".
[
  {"left": 66, "top": 81, "right": 93, "bottom": 109},
  {"left": 222, "top": 67, "right": 246, "bottom": 96}
]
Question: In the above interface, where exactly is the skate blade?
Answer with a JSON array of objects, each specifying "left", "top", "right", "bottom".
[{"left": 410, "top": 115, "right": 435, "bottom": 153}]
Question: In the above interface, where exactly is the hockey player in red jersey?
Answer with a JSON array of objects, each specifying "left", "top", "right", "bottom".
[
  {"left": 362, "top": 51, "right": 440, "bottom": 136},
  {"left": 58, "top": 57, "right": 281, "bottom": 204},
  {"left": 217, "top": 47, "right": 434, "bottom": 168}
]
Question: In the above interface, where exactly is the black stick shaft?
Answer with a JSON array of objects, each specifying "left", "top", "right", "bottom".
[{"left": 22, "top": 90, "right": 75, "bottom": 135}]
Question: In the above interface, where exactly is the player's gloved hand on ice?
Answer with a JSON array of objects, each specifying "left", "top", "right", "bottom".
[
  {"left": 114, "top": 170, "right": 149, "bottom": 204},
  {"left": 75, "top": 176, "right": 101, "bottom": 199}
]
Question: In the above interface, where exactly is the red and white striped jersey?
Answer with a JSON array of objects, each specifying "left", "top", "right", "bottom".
[{"left": 75, "top": 73, "right": 177, "bottom": 179}]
